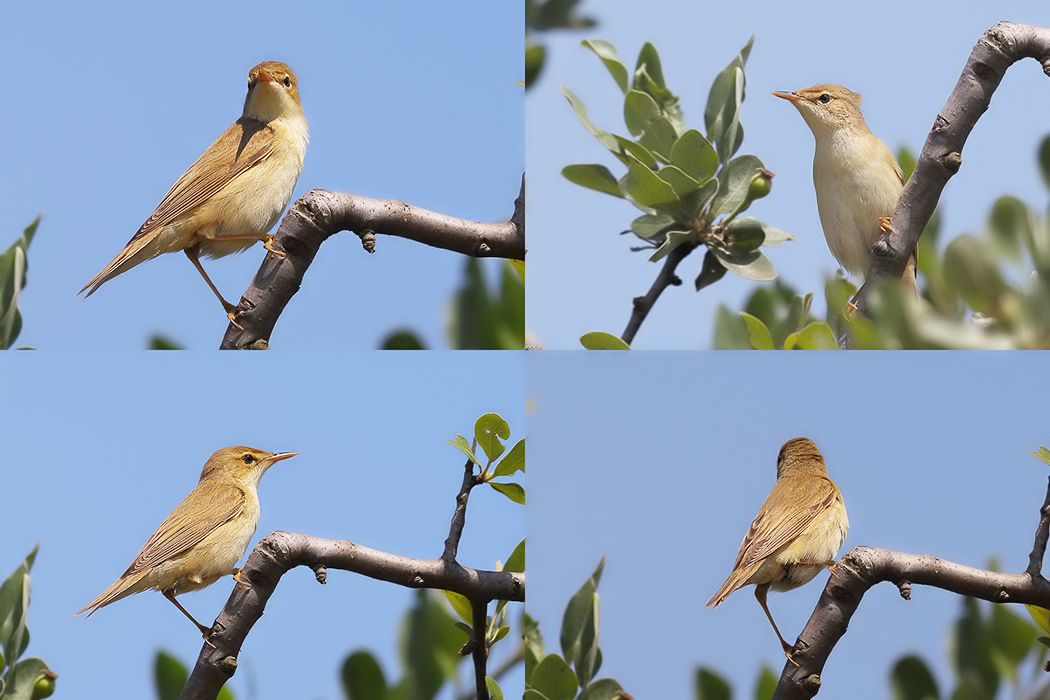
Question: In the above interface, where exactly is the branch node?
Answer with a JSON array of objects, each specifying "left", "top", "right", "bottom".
[
  {"left": 313, "top": 565, "right": 328, "bottom": 585},
  {"left": 997, "top": 589, "right": 1010, "bottom": 602},
  {"left": 1044, "top": 658, "right": 1050, "bottom": 673},
  {"left": 897, "top": 580, "right": 912, "bottom": 600},
  {"left": 413, "top": 575, "right": 425, "bottom": 586},
  {"left": 669, "top": 274, "right": 682, "bottom": 287},
  {"left": 803, "top": 674, "right": 821, "bottom": 692},
  {"left": 358, "top": 229, "right": 376, "bottom": 253},
  {"left": 219, "top": 655, "right": 238, "bottom": 676},
  {"left": 943, "top": 151, "right": 962, "bottom": 173},
  {"left": 873, "top": 239, "right": 892, "bottom": 258}
]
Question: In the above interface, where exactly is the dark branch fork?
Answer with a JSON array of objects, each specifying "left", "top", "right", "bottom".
[
  {"left": 178, "top": 457, "right": 522, "bottom": 700},
  {"left": 850, "top": 22, "right": 1050, "bottom": 332},
  {"left": 219, "top": 176, "right": 525, "bottom": 349},
  {"left": 770, "top": 475, "right": 1050, "bottom": 700}
]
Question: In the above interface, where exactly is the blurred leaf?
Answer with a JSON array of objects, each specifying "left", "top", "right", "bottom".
[
  {"left": 562, "top": 164, "right": 624, "bottom": 198},
  {"left": 740, "top": 312, "right": 774, "bottom": 349},
  {"left": 341, "top": 651, "right": 387, "bottom": 700},
  {"left": 951, "top": 597, "right": 998, "bottom": 700},
  {"left": 890, "top": 655, "right": 939, "bottom": 700},
  {"left": 531, "top": 654, "right": 578, "bottom": 700},
  {"left": 380, "top": 330, "right": 426, "bottom": 350},
  {"left": 493, "top": 439, "right": 525, "bottom": 478},
  {"left": 486, "top": 676, "right": 504, "bottom": 700},
  {"left": 988, "top": 196, "right": 1030, "bottom": 263},
  {"left": 398, "top": 590, "right": 463, "bottom": 700},
  {"left": 784, "top": 321, "right": 837, "bottom": 350},
  {"left": 525, "top": 42, "right": 546, "bottom": 89},
  {"left": 1030, "top": 446, "right": 1050, "bottom": 469},
  {"left": 1038, "top": 133, "right": 1050, "bottom": 192},
  {"left": 148, "top": 335, "right": 184, "bottom": 350},
  {"left": 713, "top": 305, "right": 750, "bottom": 349},
  {"left": 580, "top": 332, "right": 631, "bottom": 350},
  {"left": 0, "top": 216, "right": 40, "bottom": 350},
  {"left": 504, "top": 539, "right": 525, "bottom": 573},
  {"left": 155, "top": 651, "right": 188, "bottom": 700},
  {"left": 695, "top": 250, "right": 728, "bottom": 292},
  {"left": 442, "top": 590, "right": 473, "bottom": 626},
  {"left": 446, "top": 434, "right": 480, "bottom": 466},
  {"left": 825, "top": 273, "right": 857, "bottom": 338},
  {"left": 448, "top": 258, "right": 524, "bottom": 349},
  {"left": 475, "top": 413, "right": 510, "bottom": 464},
  {"left": 942, "top": 235, "right": 1010, "bottom": 317},
  {"left": 490, "top": 482, "right": 525, "bottom": 504},
  {"left": 631, "top": 213, "right": 676, "bottom": 239},
  {"left": 527, "top": 0, "right": 596, "bottom": 31},
  {"left": 524, "top": 613, "right": 544, "bottom": 684},
  {"left": 582, "top": 40, "right": 629, "bottom": 93},
  {"left": 695, "top": 667, "right": 731, "bottom": 700},
  {"left": 988, "top": 604, "right": 1036, "bottom": 683},
  {"left": 579, "top": 677, "right": 626, "bottom": 700},
  {"left": 754, "top": 665, "right": 777, "bottom": 700}
]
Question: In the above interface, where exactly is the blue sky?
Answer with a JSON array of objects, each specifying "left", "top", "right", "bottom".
[
  {"left": 0, "top": 351, "right": 525, "bottom": 700},
  {"left": 1, "top": 0, "right": 522, "bottom": 350},
  {"left": 526, "top": 0, "right": 1050, "bottom": 348},
  {"left": 528, "top": 350, "right": 1050, "bottom": 699}
]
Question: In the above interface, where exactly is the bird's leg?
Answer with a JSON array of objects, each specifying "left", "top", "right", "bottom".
[
  {"left": 755, "top": 584, "right": 798, "bottom": 663},
  {"left": 262, "top": 235, "right": 286, "bottom": 257},
  {"left": 162, "top": 590, "right": 216, "bottom": 646},
  {"left": 183, "top": 246, "right": 242, "bottom": 327},
  {"left": 232, "top": 568, "right": 252, "bottom": 588}
]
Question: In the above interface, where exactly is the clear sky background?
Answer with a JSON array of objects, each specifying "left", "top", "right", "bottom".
[
  {"left": 1, "top": 0, "right": 522, "bottom": 350},
  {"left": 526, "top": 0, "right": 1050, "bottom": 348},
  {"left": 528, "top": 351, "right": 1050, "bottom": 699},
  {"left": 0, "top": 352, "right": 525, "bottom": 700}
]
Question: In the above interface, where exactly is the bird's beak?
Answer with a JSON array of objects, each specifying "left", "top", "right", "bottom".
[
  {"left": 772, "top": 91, "right": 799, "bottom": 102},
  {"left": 256, "top": 68, "right": 275, "bottom": 84},
  {"left": 264, "top": 452, "right": 297, "bottom": 465}
]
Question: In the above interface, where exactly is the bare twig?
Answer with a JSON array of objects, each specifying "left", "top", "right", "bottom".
[
  {"left": 219, "top": 176, "right": 525, "bottom": 349},
  {"left": 770, "top": 476, "right": 1050, "bottom": 700},
  {"left": 622, "top": 242, "right": 695, "bottom": 345},
  {"left": 444, "top": 458, "right": 481, "bottom": 562},
  {"left": 470, "top": 597, "right": 490, "bottom": 700},
  {"left": 851, "top": 22, "right": 1050, "bottom": 322},
  {"left": 177, "top": 531, "right": 524, "bottom": 700}
]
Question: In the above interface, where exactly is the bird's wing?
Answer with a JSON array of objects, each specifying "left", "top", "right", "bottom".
[
  {"left": 127, "top": 119, "right": 276, "bottom": 244},
  {"left": 734, "top": 478, "right": 838, "bottom": 571},
  {"left": 120, "top": 484, "right": 246, "bottom": 578}
]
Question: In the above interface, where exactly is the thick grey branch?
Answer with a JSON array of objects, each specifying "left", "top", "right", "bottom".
[
  {"left": 852, "top": 21, "right": 1050, "bottom": 318},
  {"left": 771, "top": 475, "right": 1050, "bottom": 700},
  {"left": 219, "top": 176, "right": 525, "bottom": 349},
  {"left": 178, "top": 530, "right": 524, "bottom": 700}
]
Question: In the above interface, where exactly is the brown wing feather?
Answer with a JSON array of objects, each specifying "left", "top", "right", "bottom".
[
  {"left": 121, "top": 484, "right": 246, "bottom": 578},
  {"left": 706, "top": 478, "right": 836, "bottom": 607}
]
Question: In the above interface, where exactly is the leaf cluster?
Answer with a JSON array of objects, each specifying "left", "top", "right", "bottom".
[
  {"left": 0, "top": 217, "right": 40, "bottom": 350},
  {"left": 0, "top": 546, "right": 56, "bottom": 700},
  {"left": 447, "top": 412, "right": 526, "bottom": 505}
]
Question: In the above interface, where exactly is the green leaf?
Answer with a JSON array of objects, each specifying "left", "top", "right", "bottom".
[
  {"left": 475, "top": 413, "right": 510, "bottom": 464},
  {"left": 989, "top": 604, "right": 1036, "bottom": 683},
  {"left": 988, "top": 196, "right": 1030, "bottom": 263},
  {"left": 631, "top": 213, "right": 676, "bottom": 239},
  {"left": 648, "top": 230, "right": 695, "bottom": 263},
  {"left": 380, "top": 330, "right": 426, "bottom": 350},
  {"left": 0, "top": 216, "right": 40, "bottom": 350},
  {"left": 704, "top": 36, "right": 753, "bottom": 165},
  {"left": 1030, "top": 446, "right": 1050, "bottom": 469},
  {"left": 525, "top": 42, "right": 545, "bottom": 89},
  {"left": 523, "top": 612, "right": 544, "bottom": 685},
  {"left": 0, "top": 545, "right": 37, "bottom": 667},
  {"left": 562, "top": 164, "right": 624, "bottom": 198},
  {"left": 695, "top": 666, "right": 731, "bottom": 700},
  {"left": 952, "top": 597, "right": 998, "bottom": 700},
  {"left": 682, "top": 178, "right": 720, "bottom": 221},
  {"left": 623, "top": 89, "right": 660, "bottom": 137},
  {"left": 154, "top": 651, "right": 188, "bottom": 700},
  {"left": 560, "top": 87, "right": 625, "bottom": 159},
  {"left": 580, "top": 678, "right": 625, "bottom": 700},
  {"left": 5, "top": 657, "right": 49, "bottom": 700},
  {"left": 620, "top": 158, "right": 680, "bottom": 209},
  {"left": 713, "top": 304, "right": 751, "bottom": 349},
  {"left": 695, "top": 250, "right": 728, "bottom": 292},
  {"left": 579, "top": 332, "right": 631, "bottom": 350},
  {"left": 724, "top": 217, "right": 766, "bottom": 251},
  {"left": 671, "top": 129, "right": 718, "bottom": 181},
  {"left": 490, "top": 481, "right": 525, "bottom": 504},
  {"left": 442, "top": 590, "right": 473, "bottom": 625},
  {"left": 613, "top": 135, "right": 658, "bottom": 170},
  {"left": 656, "top": 165, "right": 700, "bottom": 197},
  {"left": 486, "top": 676, "right": 504, "bottom": 700},
  {"left": 1038, "top": 134, "right": 1050, "bottom": 193},
  {"left": 531, "top": 654, "right": 578, "bottom": 700},
  {"left": 504, "top": 539, "right": 525, "bottom": 574},
  {"left": 398, "top": 591, "right": 463, "bottom": 700},
  {"left": 740, "top": 312, "right": 774, "bottom": 350},
  {"left": 341, "top": 650, "right": 388, "bottom": 700},
  {"left": 148, "top": 334, "right": 185, "bottom": 350},
  {"left": 446, "top": 434, "right": 481, "bottom": 466},
  {"left": 561, "top": 559, "right": 604, "bottom": 663},
  {"left": 711, "top": 247, "right": 775, "bottom": 281},
  {"left": 890, "top": 655, "right": 938, "bottom": 700},
  {"left": 637, "top": 117, "right": 678, "bottom": 162},
  {"left": 709, "top": 154, "right": 765, "bottom": 218},
  {"left": 942, "top": 235, "right": 1010, "bottom": 316},
  {"left": 493, "top": 439, "right": 525, "bottom": 477},
  {"left": 581, "top": 40, "right": 629, "bottom": 93},
  {"left": 754, "top": 665, "right": 777, "bottom": 700},
  {"left": 634, "top": 42, "right": 666, "bottom": 91},
  {"left": 573, "top": 593, "right": 601, "bottom": 687},
  {"left": 784, "top": 321, "right": 837, "bottom": 350}
]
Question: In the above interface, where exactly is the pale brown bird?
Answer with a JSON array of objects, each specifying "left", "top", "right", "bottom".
[
  {"left": 706, "top": 437, "right": 848, "bottom": 656},
  {"left": 773, "top": 84, "right": 918, "bottom": 293},
  {"left": 76, "top": 446, "right": 295, "bottom": 637},
  {"left": 78, "top": 61, "right": 309, "bottom": 320}
]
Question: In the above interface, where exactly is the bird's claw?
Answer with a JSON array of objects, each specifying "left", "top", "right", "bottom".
[
  {"left": 878, "top": 216, "right": 897, "bottom": 235},
  {"left": 263, "top": 236, "right": 286, "bottom": 257}
]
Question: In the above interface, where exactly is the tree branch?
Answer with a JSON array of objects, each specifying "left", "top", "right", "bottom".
[
  {"left": 219, "top": 176, "right": 525, "bottom": 349},
  {"left": 852, "top": 21, "right": 1050, "bottom": 318},
  {"left": 621, "top": 242, "right": 695, "bottom": 345},
  {"left": 770, "top": 475, "right": 1050, "bottom": 700},
  {"left": 469, "top": 597, "right": 490, "bottom": 700},
  {"left": 444, "top": 458, "right": 481, "bottom": 562},
  {"left": 177, "top": 531, "right": 524, "bottom": 700}
]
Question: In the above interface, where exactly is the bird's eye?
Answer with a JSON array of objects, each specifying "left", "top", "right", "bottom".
[
  {"left": 283, "top": 76, "right": 291, "bottom": 87},
  {"left": 817, "top": 94, "right": 831, "bottom": 104},
  {"left": 241, "top": 453, "right": 256, "bottom": 465}
]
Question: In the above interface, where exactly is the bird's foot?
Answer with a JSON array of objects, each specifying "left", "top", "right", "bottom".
[
  {"left": 263, "top": 235, "right": 287, "bottom": 257},
  {"left": 783, "top": 642, "right": 800, "bottom": 666},
  {"left": 232, "top": 568, "right": 251, "bottom": 588},
  {"left": 878, "top": 216, "right": 897, "bottom": 235}
]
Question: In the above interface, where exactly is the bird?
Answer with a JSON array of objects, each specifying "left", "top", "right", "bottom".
[
  {"left": 78, "top": 61, "right": 309, "bottom": 321},
  {"left": 76, "top": 446, "right": 296, "bottom": 638},
  {"left": 706, "top": 437, "right": 849, "bottom": 656},
  {"left": 773, "top": 84, "right": 918, "bottom": 293}
]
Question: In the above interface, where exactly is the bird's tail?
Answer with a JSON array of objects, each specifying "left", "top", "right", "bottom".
[
  {"left": 77, "top": 235, "right": 156, "bottom": 298},
  {"left": 75, "top": 574, "right": 144, "bottom": 618}
]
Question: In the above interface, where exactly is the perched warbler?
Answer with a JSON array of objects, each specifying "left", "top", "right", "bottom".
[
  {"left": 79, "top": 61, "right": 309, "bottom": 320},
  {"left": 773, "top": 84, "right": 918, "bottom": 292},
  {"left": 76, "top": 446, "right": 295, "bottom": 637},
  {"left": 706, "top": 438, "right": 849, "bottom": 656}
]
